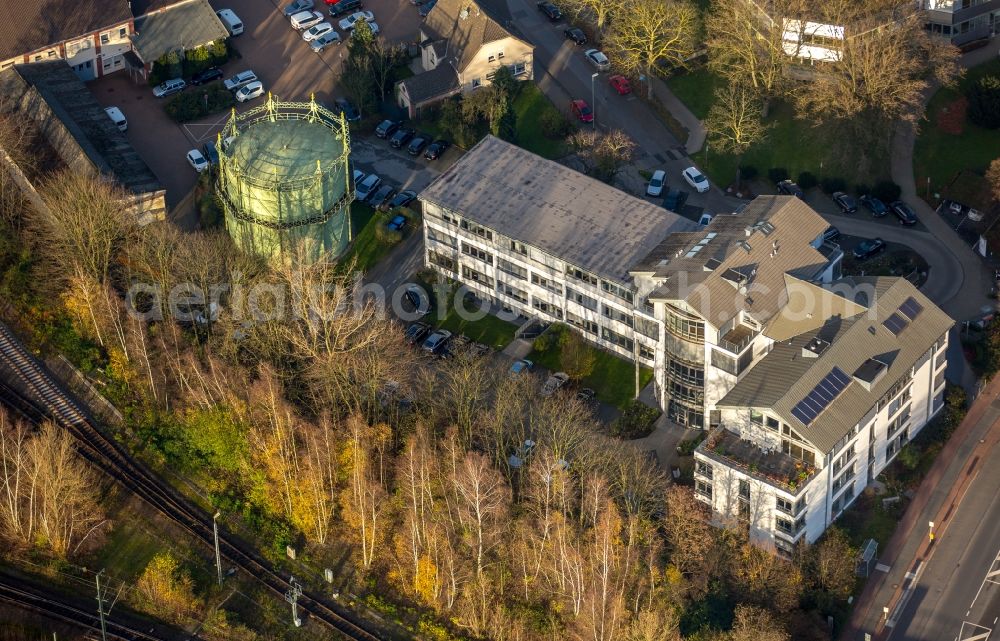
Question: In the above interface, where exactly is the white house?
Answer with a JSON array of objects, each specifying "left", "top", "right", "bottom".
[{"left": 420, "top": 136, "right": 952, "bottom": 543}]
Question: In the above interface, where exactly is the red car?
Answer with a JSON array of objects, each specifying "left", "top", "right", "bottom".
[
  {"left": 609, "top": 75, "right": 631, "bottom": 95},
  {"left": 570, "top": 99, "right": 594, "bottom": 123}
]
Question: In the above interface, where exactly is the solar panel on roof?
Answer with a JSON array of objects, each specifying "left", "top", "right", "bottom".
[
  {"left": 882, "top": 312, "right": 908, "bottom": 335},
  {"left": 898, "top": 296, "right": 923, "bottom": 321},
  {"left": 790, "top": 367, "right": 852, "bottom": 426}
]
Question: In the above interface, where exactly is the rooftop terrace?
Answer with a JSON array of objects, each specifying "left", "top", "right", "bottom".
[{"left": 697, "top": 428, "right": 816, "bottom": 495}]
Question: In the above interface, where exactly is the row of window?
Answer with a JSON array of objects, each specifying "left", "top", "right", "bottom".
[
  {"left": 664, "top": 304, "right": 705, "bottom": 341},
  {"left": 668, "top": 359, "right": 704, "bottom": 387},
  {"left": 462, "top": 242, "right": 492, "bottom": 265}
]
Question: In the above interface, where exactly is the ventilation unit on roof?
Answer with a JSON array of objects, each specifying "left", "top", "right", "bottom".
[
  {"left": 740, "top": 241, "right": 752, "bottom": 253},
  {"left": 460, "top": 7, "right": 469, "bottom": 18},
  {"left": 704, "top": 258, "right": 722, "bottom": 271},
  {"left": 852, "top": 358, "right": 888, "bottom": 391},
  {"left": 744, "top": 226, "right": 754, "bottom": 238},
  {"left": 802, "top": 337, "right": 829, "bottom": 358},
  {"left": 759, "top": 221, "right": 775, "bottom": 236}
]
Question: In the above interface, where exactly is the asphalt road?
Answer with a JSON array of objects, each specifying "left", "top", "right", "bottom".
[{"left": 889, "top": 437, "right": 1000, "bottom": 641}]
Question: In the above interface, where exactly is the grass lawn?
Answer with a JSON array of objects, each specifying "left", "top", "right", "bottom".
[
  {"left": 436, "top": 307, "right": 519, "bottom": 349},
  {"left": 528, "top": 332, "right": 653, "bottom": 410},
  {"left": 513, "top": 83, "right": 568, "bottom": 160},
  {"left": 914, "top": 58, "right": 1000, "bottom": 196},
  {"left": 91, "top": 512, "right": 165, "bottom": 581},
  {"left": 668, "top": 69, "right": 891, "bottom": 189},
  {"left": 339, "top": 202, "right": 404, "bottom": 273},
  {"left": 837, "top": 491, "right": 905, "bottom": 550}
]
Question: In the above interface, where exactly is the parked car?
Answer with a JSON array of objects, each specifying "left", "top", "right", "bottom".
[
  {"left": 584, "top": 48, "right": 610, "bottom": 71},
  {"left": 564, "top": 27, "right": 587, "bottom": 45},
  {"left": 510, "top": 359, "right": 533, "bottom": 375},
  {"left": 407, "top": 133, "right": 431, "bottom": 156},
  {"left": 329, "top": 0, "right": 363, "bottom": 16},
  {"left": 352, "top": 169, "right": 365, "bottom": 186},
  {"left": 215, "top": 8, "right": 243, "bottom": 35},
  {"left": 303, "top": 21, "right": 334, "bottom": 40},
  {"left": 422, "top": 329, "right": 452, "bottom": 354},
  {"left": 104, "top": 106, "right": 127, "bottom": 131},
  {"left": 355, "top": 173, "right": 381, "bottom": 201},
  {"left": 334, "top": 97, "right": 360, "bottom": 120},
  {"left": 889, "top": 200, "right": 918, "bottom": 225},
  {"left": 423, "top": 139, "right": 450, "bottom": 160},
  {"left": 310, "top": 30, "right": 342, "bottom": 51},
  {"left": 389, "top": 127, "right": 416, "bottom": 149},
  {"left": 646, "top": 169, "right": 666, "bottom": 197},
  {"left": 370, "top": 185, "right": 397, "bottom": 210},
  {"left": 860, "top": 194, "right": 889, "bottom": 217},
  {"left": 152, "top": 78, "right": 186, "bottom": 98},
  {"left": 609, "top": 74, "right": 631, "bottom": 95},
  {"left": 776, "top": 179, "right": 804, "bottom": 199},
  {"left": 390, "top": 190, "right": 417, "bottom": 209},
  {"left": 202, "top": 140, "right": 219, "bottom": 165},
  {"left": 338, "top": 10, "right": 374, "bottom": 30},
  {"left": 570, "top": 99, "right": 593, "bottom": 123},
  {"left": 418, "top": 0, "right": 437, "bottom": 17},
  {"left": 375, "top": 119, "right": 400, "bottom": 138},
  {"left": 541, "top": 372, "right": 570, "bottom": 396},
  {"left": 822, "top": 226, "right": 841, "bottom": 242},
  {"left": 853, "top": 238, "right": 886, "bottom": 260},
  {"left": 682, "top": 167, "right": 710, "bottom": 193},
  {"left": 663, "top": 188, "right": 687, "bottom": 212},
  {"left": 387, "top": 214, "right": 407, "bottom": 230},
  {"left": 235, "top": 81, "right": 265, "bottom": 102},
  {"left": 283, "top": 0, "right": 314, "bottom": 16},
  {"left": 576, "top": 388, "right": 597, "bottom": 404},
  {"left": 186, "top": 149, "right": 209, "bottom": 173},
  {"left": 290, "top": 9, "right": 324, "bottom": 29},
  {"left": 191, "top": 67, "right": 223, "bottom": 85},
  {"left": 831, "top": 191, "right": 857, "bottom": 214},
  {"left": 698, "top": 212, "right": 713, "bottom": 226},
  {"left": 405, "top": 322, "right": 431, "bottom": 344},
  {"left": 537, "top": 1, "right": 562, "bottom": 20},
  {"left": 224, "top": 70, "right": 257, "bottom": 91}
]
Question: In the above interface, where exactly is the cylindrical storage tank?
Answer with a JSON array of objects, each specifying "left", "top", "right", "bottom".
[{"left": 217, "top": 95, "right": 352, "bottom": 264}]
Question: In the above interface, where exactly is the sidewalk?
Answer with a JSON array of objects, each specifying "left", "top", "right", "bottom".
[
  {"left": 651, "top": 76, "right": 707, "bottom": 155},
  {"left": 843, "top": 375, "right": 1000, "bottom": 640}
]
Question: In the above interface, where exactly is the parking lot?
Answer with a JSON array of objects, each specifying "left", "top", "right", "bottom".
[{"left": 88, "top": 0, "right": 428, "bottom": 228}]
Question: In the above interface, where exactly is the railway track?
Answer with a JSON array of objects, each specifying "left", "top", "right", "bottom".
[
  {"left": 0, "top": 322, "right": 383, "bottom": 641},
  {"left": 0, "top": 573, "right": 168, "bottom": 641}
]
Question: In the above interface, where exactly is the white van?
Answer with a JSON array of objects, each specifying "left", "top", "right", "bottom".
[
  {"left": 104, "top": 106, "right": 127, "bottom": 132},
  {"left": 216, "top": 9, "right": 244, "bottom": 36}
]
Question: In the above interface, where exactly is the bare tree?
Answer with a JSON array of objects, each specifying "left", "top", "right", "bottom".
[
  {"left": 986, "top": 158, "right": 1000, "bottom": 203},
  {"left": 606, "top": 0, "right": 700, "bottom": 99},
  {"left": 559, "top": 0, "right": 619, "bottom": 36},
  {"left": 705, "top": 83, "right": 769, "bottom": 186},
  {"left": 727, "top": 604, "right": 790, "bottom": 641},
  {"left": 568, "top": 129, "right": 638, "bottom": 183},
  {"left": 449, "top": 451, "right": 509, "bottom": 579}
]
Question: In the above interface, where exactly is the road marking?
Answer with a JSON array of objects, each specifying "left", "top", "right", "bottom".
[{"left": 958, "top": 621, "right": 991, "bottom": 641}]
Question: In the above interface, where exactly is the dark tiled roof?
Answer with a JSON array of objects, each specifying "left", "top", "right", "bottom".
[
  {"left": 132, "top": 0, "right": 229, "bottom": 63},
  {"left": 421, "top": 0, "right": 524, "bottom": 71},
  {"left": 399, "top": 64, "right": 460, "bottom": 104},
  {"left": 719, "top": 277, "right": 953, "bottom": 453},
  {"left": 0, "top": 0, "right": 132, "bottom": 60},
  {"left": 0, "top": 62, "right": 161, "bottom": 195}
]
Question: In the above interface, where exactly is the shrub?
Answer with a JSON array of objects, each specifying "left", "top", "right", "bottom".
[
  {"left": 740, "top": 165, "right": 758, "bottom": 181},
  {"left": 677, "top": 431, "right": 706, "bottom": 456},
  {"left": 768, "top": 167, "right": 789, "bottom": 184},
  {"left": 182, "top": 45, "right": 214, "bottom": 78},
  {"left": 164, "top": 86, "right": 235, "bottom": 123},
  {"left": 872, "top": 180, "right": 902, "bottom": 203},
  {"left": 820, "top": 177, "right": 846, "bottom": 193},
  {"left": 559, "top": 331, "right": 596, "bottom": 379},
  {"left": 967, "top": 74, "right": 1000, "bottom": 129},
  {"left": 797, "top": 171, "right": 818, "bottom": 190},
  {"left": 151, "top": 50, "right": 182, "bottom": 85},
  {"left": 610, "top": 400, "right": 661, "bottom": 439},
  {"left": 539, "top": 109, "right": 573, "bottom": 139}
]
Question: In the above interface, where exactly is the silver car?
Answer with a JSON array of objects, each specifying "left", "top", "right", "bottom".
[
  {"left": 152, "top": 78, "right": 186, "bottom": 98},
  {"left": 310, "top": 30, "right": 341, "bottom": 51},
  {"left": 283, "top": 0, "right": 313, "bottom": 16}
]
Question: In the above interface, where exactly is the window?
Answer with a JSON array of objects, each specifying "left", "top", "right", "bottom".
[
  {"left": 711, "top": 348, "right": 738, "bottom": 375},
  {"left": 566, "top": 286, "right": 597, "bottom": 310},
  {"left": 832, "top": 444, "right": 856, "bottom": 476},
  {"left": 532, "top": 272, "right": 563, "bottom": 295},
  {"left": 532, "top": 297, "right": 562, "bottom": 319},
  {"left": 695, "top": 461, "right": 713, "bottom": 479},
  {"left": 887, "top": 390, "right": 911, "bottom": 418},
  {"left": 750, "top": 410, "right": 763, "bottom": 425},
  {"left": 635, "top": 316, "right": 658, "bottom": 341},
  {"left": 601, "top": 280, "right": 635, "bottom": 304},
  {"left": 497, "top": 258, "right": 527, "bottom": 280},
  {"left": 497, "top": 281, "right": 528, "bottom": 304},
  {"left": 602, "top": 304, "right": 634, "bottom": 327},
  {"left": 34, "top": 55, "right": 42, "bottom": 61},
  {"left": 461, "top": 265, "right": 493, "bottom": 288},
  {"left": 101, "top": 32, "right": 110, "bottom": 44},
  {"left": 47, "top": 50, "right": 57, "bottom": 58},
  {"left": 776, "top": 517, "right": 794, "bottom": 535},
  {"left": 601, "top": 327, "right": 634, "bottom": 351},
  {"left": 668, "top": 359, "right": 703, "bottom": 387},
  {"left": 832, "top": 463, "right": 855, "bottom": 493},
  {"left": 887, "top": 407, "right": 911, "bottom": 439},
  {"left": 488, "top": 55, "right": 495, "bottom": 62},
  {"left": 428, "top": 250, "right": 456, "bottom": 272},
  {"left": 776, "top": 496, "right": 793, "bottom": 515},
  {"left": 566, "top": 266, "right": 598, "bottom": 286},
  {"left": 669, "top": 380, "right": 702, "bottom": 404},
  {"left": 664, "top": 304, "right": 704, "bottom": 341},
  {"left": 781, "top": 440, "right": 815, "bottom": 465},
  {"left": 119, "top": 27, "right": 127, "bottom": 38},
  {"left": 509, "top": 240, "right": 528, "bottom": 256},
  {"left": 766, "top": 417, "right": 780, "bottom": 431},
  {"left": 639, "top": 344, "right": 654, "bottom": 361},
  {"left": 461, "top": 242, "right": 493, "bottom": 265},
  {"left": 471, "top": 78, "right": 482, "bottom": 88},
  {"left": 877, "top": 374, "right": 912, "bottom": 411},
  {"left": 460, "top": 219, "right": 493, "bottom": 241},
  {"left": 566, "top": 311, "right": 599, "bottom": 335},
  {"left": 695, "top": 480, "right": 713, "bottom": 499},
  {"left": 511, "top": 62, "right": 526, "bottom": 75},
  {"left": 497, "top": 51, "right": 504, "bottom": 58},
  {"left": 739, "top": 480, "right": 750, "bottom": 499}
]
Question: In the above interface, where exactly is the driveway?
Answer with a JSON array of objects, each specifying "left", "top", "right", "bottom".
[{"left": 504, "top": 0, "right": 738, "bottom": 217}]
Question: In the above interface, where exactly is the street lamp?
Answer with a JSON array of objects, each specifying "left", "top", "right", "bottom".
[{"left": 591, "top": 73, "right": 599, "bottom": 128}]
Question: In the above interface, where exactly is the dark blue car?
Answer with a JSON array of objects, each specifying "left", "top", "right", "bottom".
[{"left": 387, "top": 214, "right": 407, "bottom": 231}]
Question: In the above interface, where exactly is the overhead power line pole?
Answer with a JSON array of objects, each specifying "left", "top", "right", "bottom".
[
  {"left": 285, "top": 576, "right": 304, "bottom": 627},
  {"left": 95, "top": 570, "right": 108, "bottom": 641},
  {"left": 213, "top": 511, "right": 223, "bottom": 587}
]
